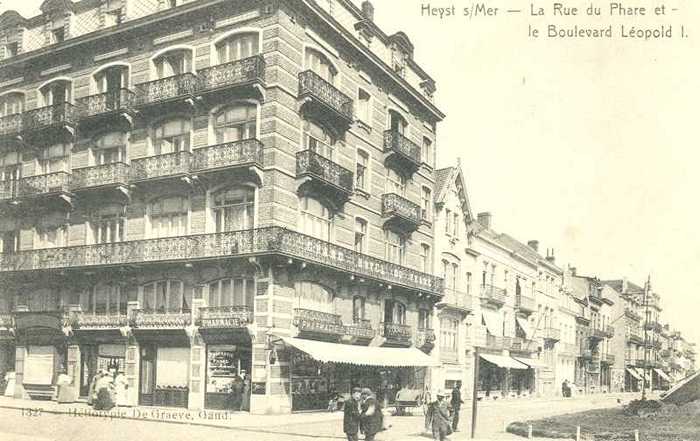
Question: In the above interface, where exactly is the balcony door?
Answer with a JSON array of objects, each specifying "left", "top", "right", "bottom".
[
  {"left": 388, "top": 110, "right": 407, "bottom": 135},
  {"left": 0, "top": 160, "right": 21, "bottom": 199},
  {"left": 299, "top": 196, "right": 331, "bottom": 241},
  {"left": 41, "top": 80, "right": 71, "bottom": 106},
  {"left": 303, "top": 119, "right": 334, "bottom": 160},
  {"left": 213, "top": 105, "right": 257, "bottom": 144},
  {"left": 95, "top": 66, "right": 128, "bottom": 110},
  {"left": 216, "top": 33, "right": 259, "bottom": 64},
  {"left": 153, "top": 119, "right": 191, "bottom": 156},
  {"left": 384, "top": 300, "right": 406, "bottom": 325},
  {"left": 305, "top": 48, "right": 336, "bottom": 85},
  {"left": 155, "top": 51, "right": 191, "bottom": 79},
  {"left": 213, "top": 187, "right": 254, "bottom": 233}
]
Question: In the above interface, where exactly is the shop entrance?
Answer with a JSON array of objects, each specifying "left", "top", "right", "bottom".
[
  {"left": 139, "top": 345, "right": 156, "bottom": 406},
  {"left": 204, "top": 344, "right": 251, "bottom": 411},
  {"left": 138, "top": 344, "right": 189, "bottom": 408},
  {"left": 79, "top": 345, "right": 97, "bottom": 397}
]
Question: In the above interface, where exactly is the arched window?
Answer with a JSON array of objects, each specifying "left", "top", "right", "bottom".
[
  {"left": 385, "top": 168, "right": 405, "bottom": 195},
  {"left": 384, "top": 299, "right": 406, "bottom": 325},
  {"left": 206, "top": 278, "right": 255, "bottom": 308},
  {"left": 0, "top": 92, "right": 24, "bottom": 116},
  {"left": 305, "top": 48, "right": 337, "bottom": 84},
  {"left": 384, "top": 230, "right": 405, "bottom": 265},
  {"left": 90, "top": 204, "right": 125, "bottom": 244},
  {"left": 94, "top": 65, "right": 129, "bottom": 94},
  {"left": 40, "top": 80, "right": 71, "bottom": 106},
  {"left": 294, "top": 281, "right": 333, "bottom": 312},
  {"left": 149, "top": 196, "right": 187, "bottom": 238},
  {"left": 81, "top": 284, "right": 126, "bottom": 315},
  {"left": 216, "top": 33, "right": 259, "bottom": 63},
  {"left": 213, "top": 104, "right": 257, "bottom": 144},
  {"left": 94, "top": 131, "right": 126, "bottom": 164},
  {"left": 212, "top": 187, "right": 255, "bottom": 232},
  {"left": 299, "top": 196, "right": 331, "bottom": 241},
  {"left": 153, "top": 118, "right": 191, "bottom": 155},
  {"left": 141, "top": 280, "right": 188, "bottom": 313},
  {"left": 303, "top": 119, "right": 335, "bottom": 159},
  {"left": 153, "top": 49, "right": 192, "bottom": 79}
]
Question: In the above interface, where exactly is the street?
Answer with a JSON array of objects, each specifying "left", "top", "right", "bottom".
[{"left": 0, "top": 393, "right": 637, "bottom": 441}]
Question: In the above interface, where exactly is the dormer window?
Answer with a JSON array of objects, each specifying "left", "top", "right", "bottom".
[
  {"left": 52, "top": 27, "right": 65, "bottom": 44},
  {"left": 6, "top": 42, "right": 18, "bottom": 57}
]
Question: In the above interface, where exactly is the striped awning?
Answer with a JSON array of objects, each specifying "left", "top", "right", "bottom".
[
  {"left": 655, "top": 368, "right": 672, "bottom": 382},
  {"left": 626, "top": 368, "right": 642, "bottom": 380},
  {"left": 480, "top": 353, "right": 529, "bottom": 370}
]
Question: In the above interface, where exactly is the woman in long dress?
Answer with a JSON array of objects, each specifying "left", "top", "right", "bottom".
[
  {"left": 56, "top": 368, "right": 73, "bottom": 404},
  {"left": 114, "top": 370, "right": 129, "bottom": 406},
  {"left": 87, "top": 370, "right": 102, "bottom": 406}
]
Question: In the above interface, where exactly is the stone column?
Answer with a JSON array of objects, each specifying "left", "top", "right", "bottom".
[
  {"left": 125, "top": 301, "right": 140, "bottom": 406},
  {"left": 187, "top": 298, "right": 205, "bottom": 410}
]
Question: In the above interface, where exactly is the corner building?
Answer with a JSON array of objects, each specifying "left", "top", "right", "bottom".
[{"left": 0, "top": 0, "right": 445, "bottom": 414}]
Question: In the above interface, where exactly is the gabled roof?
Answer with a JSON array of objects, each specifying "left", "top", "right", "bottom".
[
  {"left": 601, "top": 279, "right": 645, "bottom": 295},
  {"left": 0, "top": 10, "right": 28, "bottom": 28},
  {"left": 434, "top": 165, "right": 474, "bottom": 225}
]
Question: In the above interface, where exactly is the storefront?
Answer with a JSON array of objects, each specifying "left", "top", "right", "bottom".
[
  {"left": 477, "top": 353, "right": 529, "bottom": 399},
  {"left": 512, "top": 356, "right": 546, "bottom": 396},
  {"left": 625, "top": 367, "right": 642, "bottom": 392},
  {"left": 204, "top": 344, "right": 251, "bottom": 410},
  {"left": 654, "top": 368, "right": 672, "bottom": 390},
  {"left": 78, "top": 343, "right": 127, "bottom": 397}
]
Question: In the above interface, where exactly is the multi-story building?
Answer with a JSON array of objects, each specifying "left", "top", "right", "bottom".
[
  {"left": 0, "top": 0, "right": 446, "bottom": 414},
  {"left": 556, "top": 283, "right": 580, "bottom": 394}
]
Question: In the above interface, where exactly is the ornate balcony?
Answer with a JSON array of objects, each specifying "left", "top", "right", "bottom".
[
  {"left": 381, "top": 322, "right": 412, "bottom": 347},
  {"left": 298, "top": 70, "right": 353, "bottom": 129},
  {"left": 381, "top": 193, "right": 421, "bottom": 233},
  {"left": 130, "top": 151, "right": 191, "bottom": 182},
  {"left": 589, "top": 327, "right": 607, "bottom": 341},
  {"left": 383, "top": 130, "right": 421, "bottom": 176},
  {"left": 70, "top": 313, "right": 129, "bottom": 329},
  {"left": 293, "top": 308, "right": 345, "bottom": 340},
  {"left": 510, "top": 337, "right": 535, "bottom": 353},
  {"left": 480, "top": 284, "right": 507, "bottom": 307},
  {"left": 70, "top": 162, "right": 130, "bottom": 191},
  {"left": 296, "top": 150, "right": 353, "bottom": 205},
  {"left": 131, "top": 309, "right": 192, "bottom": 328},
  {"left": 515, "top": 295, "right": 536, "bottom": 314},
  {"left": 645, "top": 320, "right": 663, "bottom": 332},
  {"left": 0, "top": 227, "right": 444, "bottom": 296},
  {"left": 628, "top": 331, "right": 644, "bottom": 344},
  {"left": 625, "top": 307, "right": 642, "bottom": 321},
  {"left": 543, "top": 327, "right": 561, "bottom": 342},
  {"left": 76, "top": 89, "right": 136, "bottom": 125},
  {"left": 0, "top": 113, "right": 23, "bottom": 139},
  {"left": 416, "top": 328, "right": 436, "bottom": 352},
  {"left": 22, "top": 103, "right": 78, "bottom": 139},
  {"left": 134, "top": 73, "right": 198, "bottom": 110},
  {"left": 16, "top": 172, "right": 71, "bottom": 200},
  {"left": 197, "top": 306, "right": 252, "bottom": 329},
  {"left": 191, "top": 139, "right": 264, "bottom": 175},
  {"left": 197, "top": 55, "right": 266, "bottom": 99},
  {"left": 437, "top": 288, "right": 473, "bottom": 314},
  {"left": 343, "top": 319, "right": 376, "bottom": 344}
]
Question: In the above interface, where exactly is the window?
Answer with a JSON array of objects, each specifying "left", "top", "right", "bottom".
[
  {"left": 94, "top": 66, "right": 128, "bottom": 99},
  {"left": 422, "top": 137, "right": 432, "bottom": 165},
  {"left": 216, "top": 33, "right": 259, "bottom": 63},
  {"left": 81, "top": 284, "right": 126, "bottom": 315},
  {"left": 91, "top": 206, "right": 125, "bottom": 244},
  {"left": 213, "top": 187, "right": 255, "bottom": 232},
  {"left": 418, "top": 309, "right": 431, "bottom": 329},
  {"left": 466, "top": 272, "right": 472, "bottom": 296},
  {"left": 154, "top": 50, "right": 191, "bottom": 78},
  {"left": 39, "top": 144, "right": 70, "bottom": 174},
  {"left": 384, "top": 230, "right": 405, "bottom": 265},
  {"left": 299, "top": 196, "right": 331, "bottom": 241},
  {"left": 352, "top": 296, "right": 365, "bottom": 322},
  {"left": 294, "top": 281, "right": 333, "bottom": 312},
  {"left": 1, "top": 231, "right": 20, "bottom": 254},
  {"left": 421, "top": 187, "right": 431, "bottom": 221},
  {"left": 0, "top": 93, "right": 24, "bottom": 116},
  {"left": 214, "top": 104, "right": 257, "bottom": 144},
  {"left": 357, "top": 88, "right": 371, "bottom": 123},
  {"left": 0, "top": 152, "right": 21, "bottom": 199},
  {"left": 207, "top": 278, "right": 255, "bottom": 308},
  {"left": 420, "top": 244, "right": 431, "bottom": 273},
  {"left": 445, "top": 209, "right": 452, "bottom": 234},
  {"left": 354, "top": 218, "right": 367, "bottom": 254},
  {"left": 37, "top": 225, "right": 68, "bottom": 249},
  {"left": 305, "top": 48, "right": 337, "bottom": 84},
  {"left": 440, "top": 317, "right": 459, "bottom": 354},
  {"left": 141, "top": 280, "right": 189, "bottom": 313},
  {"left": 153, "top": 119, "right": 191, "bottom": 155},
  {"left": 52, "top": 27, "right": 65, "bottom": 44},
  {"left": 40, "top": 80, "right": 71, "bottom": 106},
  {"left": 303, "top": 119, "right": 335, "bottom": 159},
  {"left": 384, "top": 300, "right": 406, "bottom": 324},
  {"left": 386, "top": 168, "right": 405, "bottom": 195},
  {"left": 149, "top": 196, "right": 187, "bottom": 238},
  {"left": 355, "top": 150, "right": 369, "bottom": 191},
  {"left": 388, "top": 110, "right": 407, "bottom": 135},
  {"left": 453, "top": 212, "right": 459, "bottom": 236},
  {"left": 94, "top": 131, "right": 126, "bottom": 164},
  {"left": 6, "top": 42, "right": 19, "bottom": 58}
]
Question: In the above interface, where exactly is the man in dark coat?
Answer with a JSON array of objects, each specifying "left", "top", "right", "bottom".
[
  {"left": 343, "top": 387, "right": 362, "bottom": 441},
  {"left": 430, "top": 392, "right": 452, "bottom": 441},
  {"left": 450, "top": 381, "right": 464, "bottom": 431},
  {"left": 359, "top": 388, "right": 383, "bottom": 441}
]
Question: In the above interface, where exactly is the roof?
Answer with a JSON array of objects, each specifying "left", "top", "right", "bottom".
[
  {"left": 434, "top": 165, "right": 474, "bottom": 225},
  {"left": 601, "top": 279, "right": 645, "bottom": 294},
  {"left": 434, "top": 167, "right": 454, "bottom": 201}
]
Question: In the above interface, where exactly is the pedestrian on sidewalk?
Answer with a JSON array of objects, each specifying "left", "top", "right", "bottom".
[
  {"left": 359, "top": 388, "right": 383, "bottom": 441},
  {"left": 429, "top": 391, "right": 452, "bottom": 441},
  {"left": 344, "top": 387, "right": 362, "bottom": 441},
  {"left": 114, "top": 369, "right": 129, "bottom": 407},
  {"left": 450, "top": 381, "right": 464, "bottom": 432}
]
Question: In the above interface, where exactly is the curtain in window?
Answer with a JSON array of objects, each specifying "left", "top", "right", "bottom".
[
  {"left": 216, "top": 33, "right": 259, "bottom": 63},
  {"left": 213, "top": 187, "right": 254, "bottom": 232},
  {"left": 214, "top": 105, "right": 257, "bottom": 144},
  {"left": 207, "top": 278, "right": 255, "bottom": 307},
  {"left": 153, "top": 119, "right": 190, "bottom": 155},
  {"left": 155, "top": 51, "right": 191, "bottom": 78},
  {"left": 299, "top": 197, "right": 331, "bottom": 241}
]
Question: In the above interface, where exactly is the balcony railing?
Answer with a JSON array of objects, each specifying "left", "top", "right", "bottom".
[
  {"left": 17, "top": 172, "right": 71, "bottom": 198},
  {"left": 543, "top": 327, "right": 561, "bottom": 341},
  {"left": 298, "top": 70, "right": 353, "bottom": 123},
  {"left": 0, "top": 313, "right": 13, "bottom": 328},
  {"left": 625, "top": 308, "right": 642, "bottom": 321},
  {"left": 590, "top": 327, "right": 607, "bottom": 340},
  {"left": 439, "top": 288, "right": 473, "bottom": 311},
  {"left": 197, "top": 306, "right": 252, "bottom": 328},
  {"left": 197, "top": 55, "right": 266, "bottom": 92},
  {"left": 130, "top": 151, "right": 191, "bottom": 181},
  {"left": 0, "top": 113, "right": 23, "bottom": 137},
  {"left": 383, "top": 130, "right": 421, "bottom": 169},
  {"left": 22, "top": 102, "right": 78, "bottom": 133},
  {"left": 481, "top": 284, "right": 507, "bottom": 305},
  {"left": 0, "top": 227, "right": 444, "bottom": 294},
  {"left": 382, "top": 193, "right": 421, "bottom": 225},
  {"left": 605, "top": 325, "right": 615, "bottom": 338},
  {"left": 70, "top": 162, "right": 130, "bottom": 190},
  {"left": 381, "top": 322, "right": 412, "bottom": 344},
  {"left": 70, "top": 313, "right": 129, "bottom": 329},
  {"left": 628, "top": 331, "right": 644, "bottom": 344},
  {"left": 131, "top": 309, "right": 192, "bottom": 328},
  {"left": 344, "top": 319, "right": 375, "bottom": 340},
  {"left": 510, "top": 337, "right": 535, "bottom": 352},
  {"left": 486, "top": 334, "right": 512, "bottom": 350},
  {"left": 296, "top": 150, "right": 354, "bottom": 195},
  {"left": 191, "top": 139, "right": 263, "bottom": 172},
  {"left": 135, "top": 73, "right": 198, "bottom": 107},
  {"left": 76, "top": 89, "right": 136, "bottom": 119},
  {"left": 294, "top": 308, "right": 345, "bottom": 336},
  {"left": 516, "top": 295, "right": 536, "bottom": 313},
  {"left": 416, "top": 328, "right": 436, "bottom": 349}
]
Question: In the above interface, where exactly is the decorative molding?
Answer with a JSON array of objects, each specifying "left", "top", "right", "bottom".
[
  {"left": 0, "top": 77, "right": 24, "bottom": 89},
  {"left": 94, "top": 47, "right": 128, "bottom": 62},
  {"left": 40, "top": 63, "right": 71, "bottom": 76},
  {"left": 215, "top": 10, "right": 261, "bottom": 29},
  {"left": 153, "top": 29, "right": 194, "bottom": 46}
]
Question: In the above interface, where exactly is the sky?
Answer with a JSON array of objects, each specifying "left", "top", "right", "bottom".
[{"left": 4, "top": 0, "right": 699, "bottom": 348}]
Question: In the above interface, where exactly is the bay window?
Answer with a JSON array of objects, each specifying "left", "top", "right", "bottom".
[
  {"left": 206, "top": 278, "right": 255, "bottom": 308},
  {"left": 81, "top": 284, "right": 126, "bottom": 315},
  {"left": 294, "top": 281, "right": 333, "bottom": 313}
]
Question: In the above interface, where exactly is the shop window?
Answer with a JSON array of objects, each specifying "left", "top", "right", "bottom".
[
  {"left": 152, "top": 118, "right": 191, "bottom": 155},
  {"left": 213, "top": 104, "right": 257, "bottom": 144},
  {"left": 206, "top": 278, "right": 255, "bottom": 308},
  {"left": 352, "top": 296, "right": 365, "bottom": 322},
  {"left": 0, "top": 92, "right": 24, "bottom": 116},
  {"left": 353, "top": 217, "right": 367, "bottom": 254},
  {"left": 141, "top": 280, "right": 189, "bottom": 313},
  {"left": 216, "top": 33, "right": 259, "bottom": 64},
  {"left": 154, "top": 50, "right": 192, "bottom": 79},
  {"left": 94, "top": 131, "right": 126, "bottom": 165},
  {"left": 355, "top": 149, "right": 369, "bottom": 192},
  {"left": 384, "top": 230, "right": 405, "bottom": 265},
  {"left": 149, "top": 196, "right": 187, "bottom": 238},
  {"left": 81, "top": 284, "right": 126, "bottom": 315},
  {"left": 299, "top": 196, "right": 332, "bottom": 241},
  {"left": 294, "top": 281, "right": 333, "bottom": 313},
  {"left": 303, "top": 119, "right": 335, "bottom": 160},
  {"left": 212, "top": 186, "right": 255, "bottom": 232},
  {"left": 305, "top": 48, "right": 337, "bottom": 84}
]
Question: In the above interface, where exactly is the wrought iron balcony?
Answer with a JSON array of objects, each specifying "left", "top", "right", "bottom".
[
  {"left": 343, "top": 319, "right": 376, "bottom": 342},
  {"left": 543, "top": 327, "right": 561, "bottom": 342},
  {"left": 486, "top": 334, "right": 512, "bottom": 350},
  {"left": 438, "top": 288, "right": 473, "bottom": 312},
  {"left": 16, "top": 172, "right": 71, "bottom": 199},
  {"left": 381, "top": 322, "right": 412, "bottom": 346},
  {"left": 0, "top": 113, "right": 23, "bottom": 138},
  {"left": 131, "top": 309, "right": 192, "bottom": 328},
  {"left": 197, "top": 55, "right": 265, "bottom": 95},
  {"left": 625, "top": 307, "right": 642, "bottom": 321},
  {"left": 381, "top": 193, "right": 421, "bottom": 233},
  {"left": 644, "top": 320, "right": 663, "bottom": 332},
  {"left": 130, "top": 151, "right": 191, "bottom": 182},
  {"left": 70, "top": 162, "right": 130, "bottom": 191},
  {"left": 383, "top": 130, "right": 421, "bottom": 175},
  {"left": 515, "top": 295, "right": 536, "bottom": 314},
  {"left": 510, "top": 337, "right": 535, "bottom": 353},
  {"left": 0, "top": 313, "right": 13, "bottom": 329},
  {"left": 69, "top": 313, "right": 129, "bottom": 329},
  {"left": 589, "top": 327, "right": 607, "bottom": 340},
  {"left": 293, "top": 308, "right": 345, "bottom": 338},
  {"left": 134, "top": 73, "right": 198, "bottom": 108},
  {"left": 296, "top": 150, "right": 353, "bottom": 202},
  {"left": 0, "top": 227, "right": 444, "bottom": 295},
  {"left": 481, "top": 284, "right": 507, "bottom": 306},
  {"left": 0, "top": 181, "right": 19, "bottom": 201},
  {"left": 416, "top": 328, "right": 436, "bottom": 351},
  {"left": 191, "top": 139, "right": 264, "bottom": 173},
  {"left": 628, "top": 331, "right": 644, "bottom": 344},
  {"left": 298, "top": 70, "right": 354, "bottom": 128},
  {"left": 22, "top": 102, "right": 78, "bottom": 136},
  {"left": 76, "top": 89, "right": 136, "bottom": 121},
  {"left": 197, "top": 306, "right": 252, "bottom": 329}
]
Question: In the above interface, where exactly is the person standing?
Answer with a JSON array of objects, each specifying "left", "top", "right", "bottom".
[
  {"left": 241, "top": 372, "right": 251, "bottom": 412},
  {"left": 114, "top": 369, "right": 129, "bottom": 406},
  {"left": 450, "top": 381, "right": 464, "bottom": 432},
  {"left": 343, "top": 387, "right": 362, "bottom": 441},
  {"left": 430, "top": 392, "right": 452, "bottom": 441},
  {"left": 359, "top": 388, "right": 383, "bottom": 441}
]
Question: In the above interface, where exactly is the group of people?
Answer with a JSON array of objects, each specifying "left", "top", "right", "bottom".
[
  {"left": 342, "top": 382, "right": 465, "bottom": 441},
  {"left": 85, "top": 369, "right": 128, "bottom": 410}
]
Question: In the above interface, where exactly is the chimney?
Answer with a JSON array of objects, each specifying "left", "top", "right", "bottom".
[
  {"left": 622, "top": 277, "right": 628, "bottom": 293},
  {"left": 546, "top": 248, "right": 556, "bottom": 263},
  {"left": 527, "top": 240, "right": 539, "bottom": 252},
  {"left": 361, "top": 1, "right": 374, "bottom": 21},
  {"left": 476, "top": 212, "right": 491, "bottom": 229}
]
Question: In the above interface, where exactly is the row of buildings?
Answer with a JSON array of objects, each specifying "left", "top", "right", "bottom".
[{"left": 0, "top": 0, "right": 694, "bottom": 414}]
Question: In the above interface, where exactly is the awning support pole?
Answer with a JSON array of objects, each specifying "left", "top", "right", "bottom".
[{"left": 471, "top": 347, "right": 479, "bottom": 439}]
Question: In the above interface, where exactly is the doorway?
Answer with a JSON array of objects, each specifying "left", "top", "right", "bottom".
[
  {"left": 139, "top": 345, "right": 156, "bottom": 406},
  {"left": 79, "top": 345, "right": 98, "bottom": 397}
]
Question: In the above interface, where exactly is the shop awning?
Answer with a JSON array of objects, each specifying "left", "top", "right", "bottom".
[
  {"left": 512, "top": 356, "right": 548, "bottom": 369},
  {"left": 480, "top": 353, "right": 529, "bottom": 370},
  {"left": 655, "top": 368, "right": 672, "bottom": 382},
  {"left": 515, "top": 317, "right": 532, "bottom": 339},
  {"left": 627, "top": 368, "right": 643, "bottom": 381},
  {"left": 482, "top": 311, "right": 501, "bottom": 335},
  {"left": 278, "top": 336, "right": 439, "bottom": 367}
]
